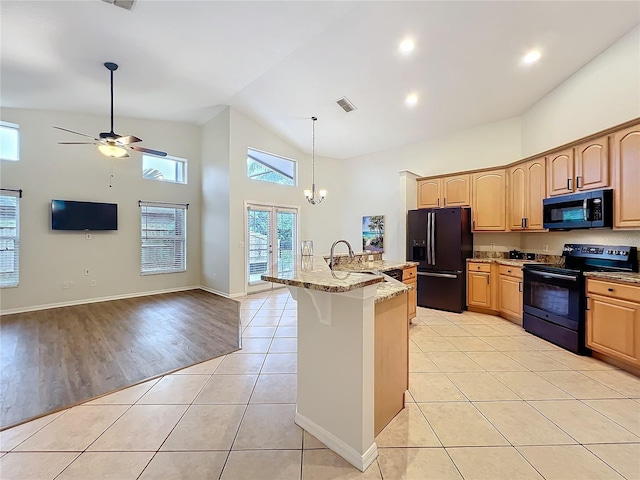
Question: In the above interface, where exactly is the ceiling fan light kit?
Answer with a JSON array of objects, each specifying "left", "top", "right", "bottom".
[
  {"left": 53, "top": 62, "right": 167, "bottom": 159},
  {"left": 304, "top": 116, "right": 326, "bottom": 205}
]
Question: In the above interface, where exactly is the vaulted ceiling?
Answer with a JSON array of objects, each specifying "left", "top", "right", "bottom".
[{"left": 1, "top": 1, "right": 638, "bottom": 159}]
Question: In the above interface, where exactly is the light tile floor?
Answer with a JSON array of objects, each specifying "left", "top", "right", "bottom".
[{"left": 1, "top": 288, "right": 639, "bottom": 479}]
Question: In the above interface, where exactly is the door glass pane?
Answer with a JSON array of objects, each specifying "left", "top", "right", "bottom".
[
  {"left": 530, "top": 281, "right": 569, "bottom": 317},
  {"left": 276, "top": 210, "right": 296, "bottom": 276},
  {"left": 247, "top": 207, "right": 271, "bottom": 285}
]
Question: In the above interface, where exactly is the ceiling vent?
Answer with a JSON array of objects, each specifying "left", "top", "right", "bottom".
[
  {"left": 102, "top": 0, "right": 136, "bottom": 11},
  {"left": 336, "top": 97, "right": 357, "bottom": 113}
]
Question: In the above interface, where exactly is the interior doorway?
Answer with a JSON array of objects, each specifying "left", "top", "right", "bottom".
[{"left": 246, "top": 203, "right": 298, "bottom": 293}]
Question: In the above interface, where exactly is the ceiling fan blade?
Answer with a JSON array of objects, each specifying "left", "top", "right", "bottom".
[
  {"left": 58, "top": 142, "right": 98, "bottom": 145},
  {"left": 129, "top": 145, "right": 168, "bottom": 157},
  {"left": 116, "top": 135, "right": 142, "bottom": 145},
  {"left": 52, "top": 126, "right": 100, "bottom": 141}
]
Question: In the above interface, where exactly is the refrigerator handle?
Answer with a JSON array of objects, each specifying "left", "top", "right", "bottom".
[
  {"left": 431, "top": 212, "right": 436, "bottom": 265},
  {"left": 426, "top": 212, "right": 432, "bottom": 265}
]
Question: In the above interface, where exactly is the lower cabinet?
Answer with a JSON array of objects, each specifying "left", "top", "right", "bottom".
[
  {"left": 467, "top": 262, "right": 493, "bottom": 309},
  {"left": 587, "top": 279, "right": 640, "bottom": 368},
  {"left": 403, "top": 266, "right": 417, "bottom": 322},
  {"left": 498, "top": 266, "right": 523, "bottom": 323}
]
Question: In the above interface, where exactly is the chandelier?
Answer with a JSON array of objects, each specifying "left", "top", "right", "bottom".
[{"left": 304, "top": 116, "right": 327, "bottom": 205}]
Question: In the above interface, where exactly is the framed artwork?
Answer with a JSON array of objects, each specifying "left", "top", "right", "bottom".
[{"left": 362, "top": 215, "right": 384, "bottom": 253}]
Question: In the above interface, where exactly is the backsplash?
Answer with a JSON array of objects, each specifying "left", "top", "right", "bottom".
[
  {"left": 472, "top": 250, "right": 564, "bottom": 267},
  {"left": 324, "top": 252, "right": 383, "bottom": 267}
]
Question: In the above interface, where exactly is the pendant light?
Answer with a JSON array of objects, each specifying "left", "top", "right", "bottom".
[{"left": 304, "top": 116, "right": 327, "bottom": 205}]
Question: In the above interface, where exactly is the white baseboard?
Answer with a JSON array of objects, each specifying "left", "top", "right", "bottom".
[
  {"left": 199, "top": 286, "right": 244, "bottom": 299},
  {"left": 1, "top": 285, "right": 202, "bottom": 315},
  {"left": 295, "top": 411, "right": 378, "bottom": 472}
]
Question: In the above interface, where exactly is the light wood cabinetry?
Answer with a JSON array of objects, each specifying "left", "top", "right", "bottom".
[
  {"left": 587, "top": 279, "right": 640, "bottom": 368},
  {"left": 508, "top": 158, "right": 546, "bottom": 231},
  {"left": 417, "top": 175, "right": 470, "bottom": 209},
  {"left": 612, "top": 125, "right": 640, "bottom": 229},
  {"left": 471, "top": 169, "right": 506, "bottom": 231},
  {"left": 547, "top": 136, "right": 611, "bottom": 197},
  {"left": 417, "top": 179, "right": 441, "bottom": 209},
  {"left": 374, "top": 292, "right": 408, "bottom": 435},
  {"left": 498, "top": 266, "right": 523, "bottom": 324},
  {"left": 403, "top": 266, "right": 417, "bottom": 322},
  {"left": 576, "top": 135, "right": 610, "bottom": 191},
  {"left": 467, "top": 262, "right": 492, "bottom": 309}
]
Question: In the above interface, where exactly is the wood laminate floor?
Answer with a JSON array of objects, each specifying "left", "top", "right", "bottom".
[{"left": 0, "top": 289, "right": 240, "bottom": 428}]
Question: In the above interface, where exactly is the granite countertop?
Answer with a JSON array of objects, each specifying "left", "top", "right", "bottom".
[
  {"left": 583, "top": 271, "right": 640, "bottom": 285},
  {"left": 467, "top": 258, "right": 541, "bottom": 267},
  {"left": 261, "top": 255, "right": 412, "bottom": 302}
]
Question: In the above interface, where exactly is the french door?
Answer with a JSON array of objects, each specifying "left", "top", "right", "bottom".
[{"left": 246, "top": 203, "right": 298, "bottom": 292}]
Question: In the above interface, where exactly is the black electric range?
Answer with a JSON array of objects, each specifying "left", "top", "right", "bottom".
[{"left": 522, "top": 244, "right": 638, "bottom": 355}]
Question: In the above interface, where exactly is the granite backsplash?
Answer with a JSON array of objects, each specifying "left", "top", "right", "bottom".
[{"left": 472, "top": 251, "right": 565, "bottom": 267}]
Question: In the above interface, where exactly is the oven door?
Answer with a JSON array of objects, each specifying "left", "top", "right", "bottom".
[{"left": 523, "top": 268, "right": 583, "bottom": 330}]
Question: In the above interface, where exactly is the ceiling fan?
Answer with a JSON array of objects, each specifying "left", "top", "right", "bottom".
[{"left": 53, "top": 62, "right": 167, "bottom": 158}]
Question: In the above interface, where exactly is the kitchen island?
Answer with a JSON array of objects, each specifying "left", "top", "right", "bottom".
[{"left": 261, "top": 254, "right": 413, "bottom": 471}]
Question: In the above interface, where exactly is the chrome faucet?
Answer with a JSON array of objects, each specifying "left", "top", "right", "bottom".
[{"left": 329, "top": 239, "right": 354, "bottom": 270}]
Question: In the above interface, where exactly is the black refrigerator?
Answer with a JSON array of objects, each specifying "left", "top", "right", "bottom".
[{"left": 407, "top": 207, "right": 473, "bottom": 313}]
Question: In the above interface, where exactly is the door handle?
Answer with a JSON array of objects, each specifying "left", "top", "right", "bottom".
[
  {"left": 525, "top": 217, "right": 529, "bottom": 228},
  {"left": 417, "top": 272, "right": 457, "bottom": 279},
  {"left": 426, "top": 212, "right": 432, "bottom": 265},
  {"left": 528, "top": 270, "right": 578, "bottom": 281},
  {"left": 518, "top": 281, "right": 523, "bottom": 292},
  {"left": 431, "top": 212, "right": 436, "bottom": 264},
  {"left": 521, "top": 218, "right": 525, "bottom": 229},
  {"left": 567, "top": 178, "right": 573, "bottom": 191},
  {"left": 577, "top": 176, "right": 582, "bottom": 189}
]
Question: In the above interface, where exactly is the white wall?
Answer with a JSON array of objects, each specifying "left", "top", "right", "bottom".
[
  {"left": 201, "top": 107, "right": 231, "bottom": 295},
  {"left": 0, "top": 108, "right": 202, "bottom": 312},
  {"left": 226, "top": 109, "right": 345, "bottom": 296},
  {"left": 341, "top": 118, "right": 523, "bottom": 260},
  {"left": 521, "top": 25, "right": 640, "bottom": 156}
]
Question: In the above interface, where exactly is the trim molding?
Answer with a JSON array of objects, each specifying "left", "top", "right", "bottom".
[
  {"left": 1, "top": 285, "right": 201, "bottom": 315},
  {"left": 199, "top": 286, "right": 244, "bottom": 299},
  {"left": 294, "top": 411, "right": 378, "bottom": 473}
]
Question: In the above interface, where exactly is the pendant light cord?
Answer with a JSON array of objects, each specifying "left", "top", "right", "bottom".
[{"left": 311, "top": 116, "right": 317, "bottom": 189}]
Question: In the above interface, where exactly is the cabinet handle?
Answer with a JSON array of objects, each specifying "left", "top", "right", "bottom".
[
  {"left": 437, "top": 198, "right": 440, "bottom": 207},
  {"left": 473, "top": 220, "right": 476, "bottom": 230},
  {"left": 525, "top": 217, "right": 529, "bottom": 229},
  {"left": 577, "top": 176, "right": 582, "bottom": 189},
  {"left": 444, "top": 197, "right": 447, "bottom": 206},
  {"left": 586, "top": 296, "right": 590, "bottom": 311},
  {"left": 521, "top": 218, "right": 525, "bottom": 228},
  {"left": 518, "top": 281, "right": 523, "bottom": 292},
  {"left": 507, "top": 269, "right": 511, "bottom": 273},
  {"left": 487, "top": 276, "right": 490, "bottom": 285},
  {"left": 477, "top": 266, "right": 481, "bottom": 269},
  {"left": 568, "top": 178, "right": 573, "bottom": 190},
  {"left": 608, "top": 288, "right": 614, "bottom": 292}
]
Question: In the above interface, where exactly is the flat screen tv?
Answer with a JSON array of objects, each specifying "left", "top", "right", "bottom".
[{"left": 51, "top": 200, "right": 118, "bottom": 231}]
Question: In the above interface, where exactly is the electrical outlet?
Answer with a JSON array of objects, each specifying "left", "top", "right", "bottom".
[
  {"left": 543, "top": 245, "right": 549, "bottom": 252},
  {"left": 85, "top": 233, "right": 92, "bottom": 240},
  {"left": 69, "top": 281, "right": 76, "bottom": 288},
  {"left": 90, "top": 280, "right": 97, "bottom": 287},
  {"left": 212, "top": 273, "right": 217, "bottom": 280},
  {"left": 239, "top": 242, "right": 245, "bottom": 248},
  {"left": 490, "top": 243, "right": 496, "bottom": 250},
  {"left": 84, "top": 268, "right": 91, "bottom": 276},
  {"left": 63, "top": 281, "right": 69, "bottom": 289}
]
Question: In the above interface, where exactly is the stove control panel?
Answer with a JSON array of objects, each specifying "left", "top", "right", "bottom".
[{"left": 563, "top": 244, "right": 634, "bottom": 260}]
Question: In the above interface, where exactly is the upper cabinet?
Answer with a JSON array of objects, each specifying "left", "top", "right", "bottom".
[
  {"left": 613, "top": 125, "right": 640, "bottom": 229},
  {"left": 547, "top": 136, "right": 611, "bottom": 197},
  {"left": 417, "top": 174, "right": 470, "bottom": 209},
  {"left": 576, "top": 135, "right": 610, "bottom": 191},
  {"left": 508, "top": 158, "right": 546, "bottom": 231},
  {"left": 472, "top": 169, "right": 506, "bottom": 231}
]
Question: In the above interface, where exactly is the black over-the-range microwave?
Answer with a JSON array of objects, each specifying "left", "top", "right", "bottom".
[{"left": 543, "top": 189, "right": 613, "bottom": 230}]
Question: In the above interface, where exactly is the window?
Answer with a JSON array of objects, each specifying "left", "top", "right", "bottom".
[
  {"left": 140, "top": 202, "right": 187, "bottom": 275},
  {"left": 0, "top": 122, "right": 20, "bottom": 161},
  {"left": 247, "top": 148, "right": 296, "bottom": 186},
  {"left": 142, "top": 154, "right": 187, "bottom": 184},
  {"left": 0, "top": 191, "right": 20, "bottom": 287}
]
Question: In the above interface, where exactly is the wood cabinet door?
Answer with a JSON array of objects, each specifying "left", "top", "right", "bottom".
[
  {"left": 406, "top": 279, "right": 417, "bottom": 321},
  {"left": 471, "top": 170, "right": 506, "bottom": 231},
  {"left": 547, "top": 149, "right": 574, "bottom": 196},
  {"left": 575, "top": 135, "right": 610, "bottom": 191},
  {"left": 467, "top": 271, "right": 491, "bottom": 308},
  {"left": 526, "top": 158, "right": 546, "bottom": 230},
  {"left": 613, "top": 126, "right": 640, "bottom": 228},
  {"left": 499, "top": 275, "right": 523, "bottom": 321},
  {"left": 587, "top": 294, "right": 640, "bottom": 367},
  {"left": 508, "top": 164, "right": 526, "bottom": 230},
  {"left": 417, "top": 179, "right": 441, "bottom": 209},
  {"left": 442, "top": 174, "right": 470, "bottom": 207}
]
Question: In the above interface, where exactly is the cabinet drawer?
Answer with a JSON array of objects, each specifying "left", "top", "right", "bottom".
[
  {"left": 402, "top": 266, "right": 417, "bottom": 281},
  {"left": 587, "top": 279, "right": 640, "bottom": 303},
  {"left": 498, "top": 265, "right": 523, "bottom": 279},
  {"left": 468, "top": 263, "right": 491, "bottom": 273}
]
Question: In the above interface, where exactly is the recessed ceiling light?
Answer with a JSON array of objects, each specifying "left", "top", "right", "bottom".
[
  {"left": 405, "top": 93, "right": 418, "bottom": 106},
  {"left": 399, "top": 38, "right": 415, "bottom": 54},
  {"left": 523, "top": 50, "right": 541, "bottom": 64}
]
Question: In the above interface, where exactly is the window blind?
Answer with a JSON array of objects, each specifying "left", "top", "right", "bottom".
[
  {"left": 0, "top": 191, "right": 20, "bottom": 287},
  {"left": 140, "top": 202, "right": 187, "bottom": 275}
]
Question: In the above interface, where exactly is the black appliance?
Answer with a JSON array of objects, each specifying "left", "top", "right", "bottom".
[
  {"left": 384, "top": 269, "right": 403, "bottom": 281},
  {"left": 407, "top": 207, "right": 473, "bottom": 313},
  {"left": 543, "top": 189, "right": 613, "bottom": 230},
  {"left": 523, "top": 243, "right": 638, "bottom": 355},
  {"left": 51, "top": 199, "right": 118, "bottom": 231}
]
